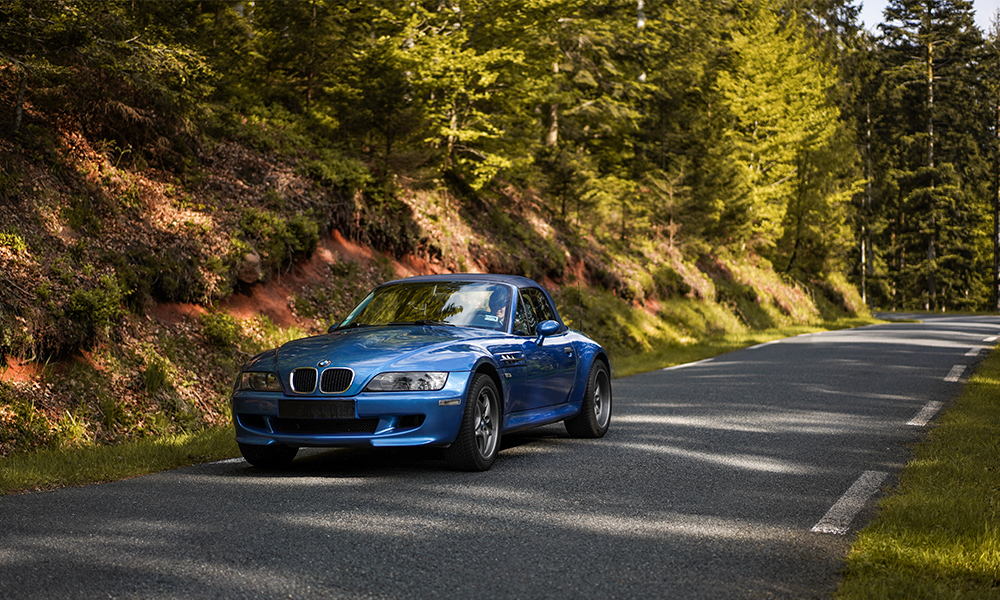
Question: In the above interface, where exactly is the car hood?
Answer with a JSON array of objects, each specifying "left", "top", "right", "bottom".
[{"left": 274, "top": 325, "right": 502, "bottom": 389}]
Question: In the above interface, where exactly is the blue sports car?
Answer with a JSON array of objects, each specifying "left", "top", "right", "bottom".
[{"left": 231, "top": 274, "right": 612, "bottom": 471}]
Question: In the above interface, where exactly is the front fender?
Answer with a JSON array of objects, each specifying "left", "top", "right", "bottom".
[{"left": 567, "top": 340, "right": 610, "bottom": 406}]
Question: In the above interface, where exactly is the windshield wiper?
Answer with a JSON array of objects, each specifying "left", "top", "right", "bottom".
[{"left": 386, "top": 320, "right": 453, "bottom": 327}]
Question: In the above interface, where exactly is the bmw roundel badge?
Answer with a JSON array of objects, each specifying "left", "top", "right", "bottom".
[{"left": 317, "top": 359, "right": 331, "bottom": 368}]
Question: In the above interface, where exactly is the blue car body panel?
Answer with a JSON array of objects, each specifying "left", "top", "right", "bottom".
[{"left": 231, "top": 273, "right": 610, "bottom": 450}]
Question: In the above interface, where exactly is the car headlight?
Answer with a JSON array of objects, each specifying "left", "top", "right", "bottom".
[
  {"left": 237, "top": 371, "right": 282, "bottom": 392},
  {"left": 364, "top": 372, "right": 448, "bottom": 392}
]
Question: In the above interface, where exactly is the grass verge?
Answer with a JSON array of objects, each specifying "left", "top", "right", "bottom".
[
  {"left": 0, "top": 427, "right": 238, "bottom": 497},
  {"left": 612, "top": 317, "right": 879, "bottom": 378},
  {"left": 835, "top": 345, "right": 1000, "bottom": 598}
]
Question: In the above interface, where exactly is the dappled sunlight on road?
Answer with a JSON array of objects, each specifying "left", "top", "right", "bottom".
[
  {"left": 275, "top": 497, "right": 798, "bottom": 543},
  {"left": 606, "top": 440, "right": 821, "bottom": 475},
  {"left": 615, "top": 409, "right": 883, "bottom": 436},
  {"left": 792, "top": 334, "right": 986, "bottom": 349}
]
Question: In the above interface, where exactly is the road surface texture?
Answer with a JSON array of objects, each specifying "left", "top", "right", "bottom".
[{"left": 2, "top": 314, "right": 997, "bottom": 599}]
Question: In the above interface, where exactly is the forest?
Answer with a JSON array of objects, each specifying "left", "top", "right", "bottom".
[
  {"left": 0, "top": 1, "right": 998, "bottom": 454},
  {"left": 3, "top": 0, "right": 999, "bottom": 313}
]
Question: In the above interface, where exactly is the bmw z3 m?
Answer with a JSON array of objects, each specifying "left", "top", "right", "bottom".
[{"left": 231, "top": 274, "right": 612, "bottom": 471}]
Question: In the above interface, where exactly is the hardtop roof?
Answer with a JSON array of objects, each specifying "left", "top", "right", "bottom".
[{"left": 380, "top": 273, "right": 543, "bottom": 290}]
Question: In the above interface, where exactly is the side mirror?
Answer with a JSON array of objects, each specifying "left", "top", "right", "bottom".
[
  {"left": 327, "top": 322, "right": 340, "bottom": 333},
  {"left": 535, "top": 319, "right": 560, "bottom": 344}
]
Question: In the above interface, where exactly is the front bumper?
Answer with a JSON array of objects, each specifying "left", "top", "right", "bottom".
[{"left": 231, "top": 371, "right": 471, "bottom": 448}]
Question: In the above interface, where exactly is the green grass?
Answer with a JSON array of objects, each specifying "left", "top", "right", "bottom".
[
  {"left": 612, "top": 317, "right": 879, "bottom": 378},
  {"left": 835, "top": 345, "right": 1000, "bottom": 599},
  {"left": 0, "top": 427, "right": 238, "bottom": 496}
]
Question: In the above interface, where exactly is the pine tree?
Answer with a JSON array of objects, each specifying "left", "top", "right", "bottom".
[
  {"left": 715, "top": 1, "right": 848, "bottom": 260},
  {"left": 632, "top": 0, "right": 739, "bottom": 247},
  {"left": 983, "top": 20, "right": 1000, "bottom": 309},
  {"left": 869, "top": 0, "right": 990, "bottom": 310}
]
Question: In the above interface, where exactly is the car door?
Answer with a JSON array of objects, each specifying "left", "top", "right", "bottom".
[{"left": 514, "top": 288, "right": 577, "bottom": 409}]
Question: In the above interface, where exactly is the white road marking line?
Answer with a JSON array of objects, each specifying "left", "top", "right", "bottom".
[
  {"left": 907, "top": 401, "right": 944, "bottom": 427},
  {"left": 983, "top": 336, "right": 998, "bottom": 342},
  {"left": 662, "top": 358, "right": 713, "bottom": 371},
  {"left": 966, "top": 347, "right": 982, "bottom": 357},
  {"left": 212, "top": 457, "right": 245, "bottom": 465},
  {"left": 811, "top": 470, "right": 888, "bottom": 535},
  {"left": 747, "top": 340, "right": 779, "bottom": 350},
  {"left": 944, "top": 365, "right": 966, "bottom": 382}
]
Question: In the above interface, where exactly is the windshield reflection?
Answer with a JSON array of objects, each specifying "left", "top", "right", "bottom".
[{"left": 340, "top": 282, "right": 511, "bottom": 331}]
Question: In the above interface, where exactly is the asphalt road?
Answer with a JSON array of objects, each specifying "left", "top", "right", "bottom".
[{"left": 2, "top": 315, "right": 998, "bottom": 600}]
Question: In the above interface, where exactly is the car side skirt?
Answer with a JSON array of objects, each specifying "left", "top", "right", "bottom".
[{"left": 502, "top": 401, "right": 583, "bottom": 434}]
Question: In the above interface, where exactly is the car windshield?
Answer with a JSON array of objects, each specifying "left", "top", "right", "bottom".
[{"left": 339, "top": 281, "right": 511, "bottom": 331}]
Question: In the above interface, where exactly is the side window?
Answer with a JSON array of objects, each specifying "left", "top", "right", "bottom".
[
  {"left": 523, "top": 288, "right": 557, "bottom": 325},
  {"left": 513, "top": 291, "right": 537, "bottom": 336}
]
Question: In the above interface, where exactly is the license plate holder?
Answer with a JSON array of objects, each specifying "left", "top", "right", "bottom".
[{"left": 279, "top": 400, "right": 355, "bottom": 420}]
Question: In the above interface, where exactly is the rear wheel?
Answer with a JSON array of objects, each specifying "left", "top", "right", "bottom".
[
  {"left": 565, "top": 361, "right": 612, "bottom": 438},
  {"left": 444, "top": 374, "right": 501, "bottom": 471},
  {"left": 239, "top": 442, "right": 298, "bottom": 468}
]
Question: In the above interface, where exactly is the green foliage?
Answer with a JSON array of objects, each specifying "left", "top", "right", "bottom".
[
  {"left": 716, "top": 1, "right": 846, "bottom": 251},
  {"left": 0, "top": 228, "right": 27, "bottom": 254},
  {"left": 200, "top": 312, "right": 241, "bottom": 348},
  {"left": 653, "top": 265, "right": 692, "bottom": 299},
  {"left": 354, "top": 183, "right": 420, "bottom": 257},
  {"left": 61, "top": 195, "right": 102, "bottom": 233},
  {"left": 0, "top": 384, "right": 57, "bottom": 456},
  {"left": 240, "top": 315, "right": 310, "bottom": 357},
  {"left": 141, "top": 354, "right": 172, "bottom": 396},
  {"left": 4, "top": 0, "right": 882, "bottom": 306},
  {"left": 64, "top": 275, "right": 123, "bottom": 350},
  {"left": 555, "top": 285, "right": 693, "bottom": 359},
  {"left": 303, "top": 149, "right": 372, "bottom": 193},
  {"left": 862, "top": 0, "right": 993, "bottom": 311},
  {"left": 238, "top": 208, "right": 319, "bottom": 275},
  {"left": 386, "top": 2, "right": 525, "bottom": 189}
]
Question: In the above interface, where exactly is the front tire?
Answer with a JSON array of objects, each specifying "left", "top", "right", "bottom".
[
  {"left": 565, "top": 361, "right": 612, "bottom": 438},
  {"left": 239, "top": 442, "right": 298, "bottom": 468},
  {"left": 444, "top": 373, "right": 501, "bottom": 471}
]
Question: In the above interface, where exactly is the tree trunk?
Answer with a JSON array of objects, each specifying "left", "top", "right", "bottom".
[
  {"left": 13, "top": 67, "right": 27, "bottom": 134},
  {"left": 306, "top": 0, "right": 318, "bottom": 113},
  {"left": 926, "top": 37, "right": 937, "bottom": 310},
  {"left": 994, "top": 98, "right": 1000, "bottom": 310},
  {"left": 862, "top": 102, "right": 873, "bottom": 306},
  {"left": 546, "top": 103, "right": 559, "bottom": 147},
  {"left": 546, "top": 61, "right": 560, "bottom": 147}
]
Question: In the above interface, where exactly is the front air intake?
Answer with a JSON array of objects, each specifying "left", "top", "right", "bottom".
[
  {"left": 320, "top": 368, "right": 354, "bottom": 394},
  {"left": 290, "top": 368, "right": 317, "bottom": 393}
]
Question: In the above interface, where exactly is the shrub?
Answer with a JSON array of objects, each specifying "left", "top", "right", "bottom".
[
  {"left": 0, "top": 229, "right": 27, "bottom": 254},
  {"left": 238, "top": 208, "right": 319, "bottom": 275},
  {"left": 304, "top": 149, "right": 371, "bottom": 194},
  {"left": 127, "top": 247, "right": 208, "bottom": 304},
  {"left": 200, "top": 312, "right": 241, "bottom": 348},
  {"left": 287, "top": 213, "right": 320, "bottom": 254},
  {"left": 61, "top": 195, "right": 102, "bottom": 233},
  {"left": 64, "top": 275, "right": 123, "bottom": 350},
  {"left": 653, "top": 265, "right": 692, "bottom": 298},
  {"left": 0, "top": 384, "right": 56, "bottom": 456},
  {"left": 54, "top": 410, "right": 91, "bottom": 448},
  {"left": 141, "top": 353, "right": 172, "bottom": 395},
  {"left": 355, "top": 184, "right": 420, "bottom": 257}
]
